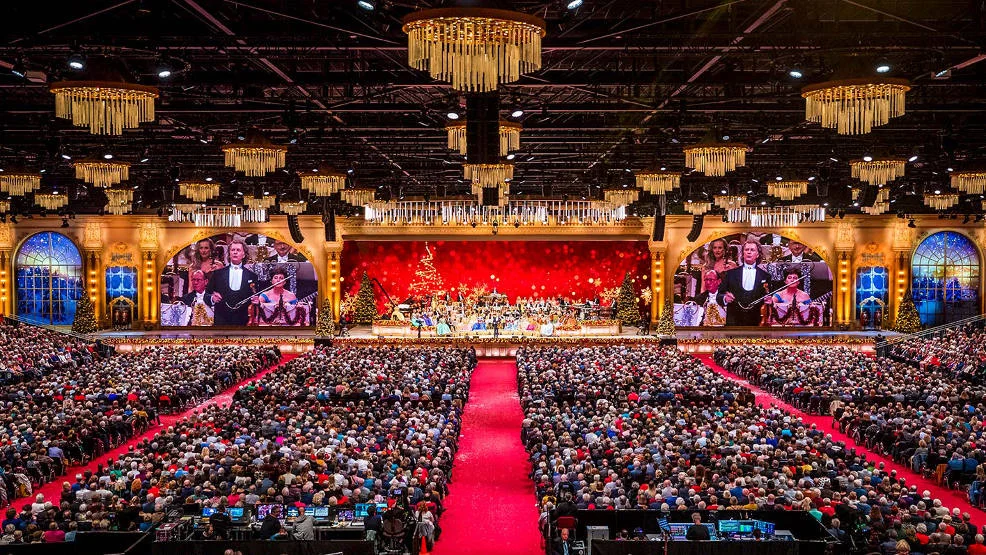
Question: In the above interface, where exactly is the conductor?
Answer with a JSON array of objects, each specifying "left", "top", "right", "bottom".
[
  {"left": 207, "top": 238, "right": 258, "bottom": 325},
  {"left": 717, "top": 240, "right": 772, "bottom": 326},
  {"left": 686, "top": 513, "right": 711, "bottom": 541}
]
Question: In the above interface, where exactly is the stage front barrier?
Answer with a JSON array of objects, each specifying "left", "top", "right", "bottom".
[
  {"left": 152, "top": 540, "right": 373, "bottom": 555},
  {"left": 371, "top": 320, "right": 622, "bottom": 338}
]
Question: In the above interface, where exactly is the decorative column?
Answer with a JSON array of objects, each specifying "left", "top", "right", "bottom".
[
  {"left": 324, "top": 240, "right": 345, "bottom": 320},
  {"left": 137, "top": 222, "right": 160, "bottom": 326},
  {"left": 890, "top": 220, "right": 914, "bottom": 327},
  {"left": 82, "top": 222, "right": 104, "bottom": 324},
  {"left": 834, "top": 221, "right": 855, "bottom": 327},
  {"left": 648, "top": 240, "right": 667, "bottom": 324},
  {"left": 0, "top": 222, "right": 13, "bottom": 316}
]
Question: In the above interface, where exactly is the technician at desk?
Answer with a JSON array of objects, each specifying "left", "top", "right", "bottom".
[
  {"left": 292, "top": 506, "right": 315, "bottom": 540},
  {"left": 257, "top": 505, "right": 281, "bottom": 539},
  {"left": 686, "top": 513, "right": 711, "bottom": 541}
]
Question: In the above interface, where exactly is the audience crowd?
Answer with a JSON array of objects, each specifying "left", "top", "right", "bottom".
[{"left": 887, "top": 326, "right": 986, "bottom": 381}]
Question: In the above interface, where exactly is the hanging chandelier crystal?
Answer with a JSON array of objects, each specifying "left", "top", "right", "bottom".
[
  {"left": 635, "top": 169, "right": 681, "bottom": 195},
  {"left": 683, "top": 200, "right": 712, "bottom": 215},
  {"left": 169, "top": 203, "right": 201, "bottom": 223},
  {"left": 725, "top": 204, "right": 826, "bottom": 227},
  {"left": 222, "top": 129, "right": 287, "bottom": 176},
  {"left": 604, "top": 189, "right": 639, "bottom": 207},
  {"left": 924, "top": 193, "right": 959, "bottom": 211},
  {"left": 50, "top": 80, "right": 158, "bottom": 135},
  {"left": 244, "top": 195, "right": 276, "bottom": 211},
  {"left": 951, "top": 170, "right": 986, "bottom": 195},
  {"left": 194, "top": 206, "right": 242, "bottom": 228},
  {"left": 74, "top": 160, "right": 130, "bottom": 188},
  {"left": 447, "top": 120, "right": 522, "bottom": 156},
  {"left": 35, "top": 193, "right": 69, "bottom": 211},
  {"left": 464, "top": 163, "right": 513, "bottom": 188},
  {"left": 342, "top": 189, "right": 376, "bottom": 207},
  {"left": 280, "top": 200, "right": 306, "bottom": 215},
  {"left": 767, "top": 180, "right": 809, "bottom": 201},
  {"left": 298, "top": 166, "right": 347, "bottom": 197},
  {"left": 802, "top": 77, "right": 910, "bottom": 135},
  {"left": 0, "top": 171, "right": 42, "bottom": 196},
  {"left": 683, "top": 141, "right": 749, "bottom": 176},
  {"left": 403, "top": 7, "right": 546, "bottom": 92},
  {"left": 0, "top": 200, "right": 9, "bottom": 214},
  {"left": 713, "top": 194, "right": 747, "bottom": 210},
  {"left": 103, "top": 188, "right": 133, "bottom": 215},
  {"left": 850, "top": 157, "right": 906, "bottom": 186},
  {"left": 863, "top": 202, "right": 890, "bottom": 216},
  {"left": 363, "top": 199, "right": 627, "bottom": 226},
  {"left": 179, "top": 181, "right": 220, "bottom": 203}
]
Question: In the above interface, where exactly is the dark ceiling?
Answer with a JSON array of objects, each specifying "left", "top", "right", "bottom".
[{"left": 0, "top": 0, "right": 985, "bottom": 216}]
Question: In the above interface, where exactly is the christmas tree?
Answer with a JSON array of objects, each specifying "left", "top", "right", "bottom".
[
  {"left": 72, "top": 293, "right": 99, "bottom": 334},
  {"left": 315, "top": 300, "right": 336, "bottom": 337},
  {"left": 615, "top": 272, "right": 641, "bottom": 327},
  {"left": 892, "top": 290, "right": 922, "bottom": 333},
  {"left": 408, "top": 243, "right": 444, "bottom": 298},
  {"left": 657, "top": 299, "right": 675, "bottom": 336},
  {"left": 352, "top": 272, "right": 378, "bottom": 325}
]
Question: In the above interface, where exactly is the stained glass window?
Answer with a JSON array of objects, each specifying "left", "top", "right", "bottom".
[
  {"left": 15, "top": 232, "right": 83, "bottom": 325},
  {"left": 856, "top": 266, "right": 889, "bottom": 328},
  {"left": 911, "top": 231, "right": 980, "bottom": 326},
  {"left": 105, "top": 266, "right": 137, "bottom": 304}
]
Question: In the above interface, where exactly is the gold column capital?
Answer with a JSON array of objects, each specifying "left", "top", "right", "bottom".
[
  {"left": 0, "top": 222, "right": 13, "bottom": 250},
  {"left": 137, "top": 222, "right": 160, "bottom": 250}
]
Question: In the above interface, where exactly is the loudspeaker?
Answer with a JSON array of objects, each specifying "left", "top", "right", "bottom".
[
  {"left": 652, "top": 213, "right": 666, "bottom": 241},
  {"left": 324, "top": 211, "right": 336, "bottom": 242},
  {"left": 465, "top": 92, "right": 500, "bottom": 164},
  {"left": 481, "top": 187, "right": 499, "bottom": 207},
  {"left": 686, "top": 214, "right": 705, "bottom": 242},
  {"left": 287, "top": 215, "right": 305, "bottom": 243}
]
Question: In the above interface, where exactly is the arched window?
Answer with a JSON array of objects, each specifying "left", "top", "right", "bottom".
[
  {"left": 15, "top": 232, "right": 84, "bottom": 325},
  {"left": 856, "top": 266, "right": 889, "bottom": 329},
  {"left": 911, "top": 231, "right": 980, "bottom": 326}
]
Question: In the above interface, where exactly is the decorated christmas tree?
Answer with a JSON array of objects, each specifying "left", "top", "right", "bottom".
[
  {"left": 615, "top": 272, "right": 641, "bottom": 327},
  {"left": 352, "top": 272, "right": 378, "bottom": 325},
  {"left": 72, "top": 293, "right": 99, "bottom": 334},
  {"left": 315, "top": 301, "right": 336, "bottom": 337},
  {"left": 892, "top": 290, "right": 922, "bottom": 333},
  {"left": 657, "top": 299, "right": 675, "bottom": 336},
  {"left": 408, "top": 243, "right": 444, "bottom": 298}
]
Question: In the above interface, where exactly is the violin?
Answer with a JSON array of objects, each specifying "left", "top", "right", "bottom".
[{"left": 759, "top": 281, "right": 771, "bottom": 326}]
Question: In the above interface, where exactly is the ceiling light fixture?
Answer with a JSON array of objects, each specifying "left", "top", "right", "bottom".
[
  {"left": 789, "top": 69, "right": 803, "bottom": 79},
  {"left": 357, "top": 0, "right": 375, "bottom": 10},
  {"left": 447, "top": 119, "right": 521, "bottom": 156},
  {"left": 511, "top": 109, "right": 524, "bottom": 118},
  {"left": 299, "top": 164, "right": 347, "bottom": 196},
  {"left": 0, "top": 170, "right": 42, "bottom": 196},
  {"left": 74, "top": 160, "right": 130, "bottom": 188},
  {"left": 635, "top": 169, "right": 681, "bottom": 195},
  {"left": 849, "top": 157, "right": 906, "bottom": 186},
  {"left": 446, "top": 111, "right": 459, "bottom": 120},
  {"left": 221, "top": 128, "right": 287, "bottom": 176},
  {"left": 682, "top": 136, "right": 749, "bottom": 177},
  {"left": 802, "top": 72, "right": 909, "bottom": 135},
  {"left": 567, "top": 0, "right": 583, "bottom": 9},
  {"left": 876, "top": 63, "right": 891, "bottom": 73},
  {"left": 67, "top": 53, "right": 85, "bottom": 71},
  {"left": 50, "top": 77, "right": 159, "bottom": 135}
]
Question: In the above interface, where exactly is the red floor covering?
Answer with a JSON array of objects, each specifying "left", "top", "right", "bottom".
[
  {"left": 695, "top": 353, "right": 985, "bottom": 528},
  {"left": 14, "top": 353, "right": 297, "bottom": 508},
  {"left": 434, "top": 359, "right": 542, "bottom": 555}
]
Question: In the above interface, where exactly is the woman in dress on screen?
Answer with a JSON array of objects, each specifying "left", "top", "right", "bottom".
[
  {"left": 703, "top": 238, "right": 738, "bottom": 280},
  {"left": 765, "top": 269, "right": 811, "bottom": 313},
  {"left": 250, "top": 267, "right": 301, "bottom": 326},
  {"left": 193, "top": 238, "right": 225, "bottom": 276}
]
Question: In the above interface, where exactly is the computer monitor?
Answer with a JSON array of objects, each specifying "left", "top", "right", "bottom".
[
  {"left": 201, "top": 507, "right": 218, "bottom": 519},
  {"left": 286, "top": 506, "right": 300, "bottom": 520},
  {"left": 718, "top": 521, "right": 755, "bottom": 535},
  {"left": 227, "top": 507, "right": 245, "bottom": 521},
  {"left": 354, "top": 503, "right": 372, "bottom": 518},
  {"left": 753, "top": 520, "right": 775, "bottom": 535},
  {"left": 376, "top": 502, "right": 389, "bottom": 513},
  {"left": 337, "top": 509, "right": 355, "bottom": 522},
  {"left": 256, "top": 504, "right": 283, "bottom": 521},
  {"left": 668, "top": 523, "right": 717, "bottom": 541},
  {"left": 312, "top": 506, "right": 330, "bottom": 520},
  {"left": 657, "top": 517, "right": 671, "bottom": 533}
]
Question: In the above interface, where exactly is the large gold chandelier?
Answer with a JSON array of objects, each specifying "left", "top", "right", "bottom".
[
  {"left": 179, "top": 181, "right": 220, "bottom": 203},
  {"left": 280, "top": 200, "right": 307, "bottom": 216},
  {"left": 298, "top": 166, "right": 346, "bottom": 197},
  {"left": 104, "top": 188, "right": 134, "bottom": 215},
  {"left": 0, "top": 200, "right": 9, "bottom": 214},
  {"left": 244, "top": 195, "right": 276, "bottom": 211},
  {"left": 714, "top": 194, "right": 747, "bottom": 210},
  {"left": 74, "top": 160, "right": 130, "bottom": 188},
  {"left": 768, "top": 180, "right": 809, "bottom": 201},
  {"left": 403, "top": 7, "right": 546, "bottom": 92},
  {"left": 342, "top": 189, "right": 375, "bottom": 207},
  {"left": 604, "top": 189, "right": 639, "bottom": 207},
  {"left": 35, "top": 193, "right": 69, "bottom": 211},
  {"left": 951, "top": 170, "right": 986, "bottom": 195},
  {"left": 924, "top": 193, "right": 959, "bottom": 211},
  {"left": 222, "top": 130, "right": 287, "bottom": 176},
  {"left": 635, "top": 169, "right": 681, "bottom": 195},
  {"left": 850, "top": 157, "right": 906, "bottom": 186},
  {"left": 447, "top": 120, "right": 522, "bottom": 156},
  {"left": 0, "top": 171, "right": 42, "bottom": 196},
  {"left": 802, "top": 77, "right": 910, "bottom": 135},
  {"left": 683, "top": 140, "right": 748, "bottom": 177},
  {"left": 683, "top": 200, "right": 712, "bottom": 215},
  {"left": 464, "top": 162, "right": 513, "bottom": 188},
  {"left": 51, "top": 81, "right": 158, "bottom": 135}
]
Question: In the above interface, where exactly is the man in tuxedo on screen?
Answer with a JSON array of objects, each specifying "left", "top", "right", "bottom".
[
  {"left": 207, "top": 238, "right": 258, "bottom": 325},
  {"left": 717, "top": 239, "right": 773, "bottom": 326}
]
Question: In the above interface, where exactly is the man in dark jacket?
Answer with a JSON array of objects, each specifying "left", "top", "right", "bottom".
[{"left": 257, "top": 505, "right": 282, "bottom": 539}]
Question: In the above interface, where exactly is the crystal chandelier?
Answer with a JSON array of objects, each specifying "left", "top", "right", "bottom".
[
  {"left": 194, "top": 206, "right": 242, "bottom": 228},
  {"left": 222, "top": 129, "right": 287, "bottom": 176},
  {"left": 604, "top": 189, "right": 639, "bottom": 207},
  {"left": 683, "top": 140, "right": 748, "bottom": 176},
  {"left": 863, "top": 202, "right": 890, "bottom": 216},
  {"left": 464, "top": 163, "right": 513, "bottom": 188},
  {"left": 924, "top": 193, "right": 959, "bottom": 211},
  {"left": 0, "top": 200, "right": 9, "bottom": 214},
  {"left": 403, "top": 7, "right": 546, "bottom": 92},
  {"left": 35, "top": 193, "right": 69, "bottom": 211},
  {"left": 104, "top": 188, "right": 133, "bottom": 215},
  {"left": 244, "top": 195, "right": 276, "bottom": 211},
  {"left": 767, "top": 180, "right": 809, "bottom": 201},
  {"left": 951, "top": 170, "right": 986, "bottom": 195},
  {"left": 179, "top": 181, "right": 220, "bottom": 203},
  {"left": 280, "top": 200, "right": 306, "bottom": 215},
  {"left": 0, "top": 171, "right": 42, "bottom": 196},
  {"left": 726, "top": 204, "right": 826, "bottom": 226},
  {"left": 298, "top": 166, "right": 347, "bottom": 197},
  {"left": 683, "top": 200, "right": 712, "bottom": 215},
  {"left": 447, "top": 120, "right": 522, "bottom": 156},
  {"left": 342, "top": 189, "right": 375, "bottom": 207},
  {"left": 50, "top": 80, "right": 158, "bottom": 135},
  {"left": 635, "top": 169, "right": 681, "bottom": 195},
  {"left": 802, "top": 77, "right": 910, "bottom": 135},
  {"left": 363, "top": 199, "right": 627, "bottom": 226},
  {"left": 850, "top": 157, "right": 906, "bottom": 186},
  {"left": 74, "top": 160, "right": 130, "bottom": 188},
  {"left": 714, "top": 194, "right": 747, "bottom": 210},
  {"left": 169, "top": 203, "right": 201, "bottom": 222}
]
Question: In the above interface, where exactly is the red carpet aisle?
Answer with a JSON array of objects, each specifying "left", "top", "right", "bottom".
[
  {"left": 695, "top": 354, "right": 984, "bottom": 528},
  {"left": 17, "top": 353, "right": 298, "bottom": 507},
  {"left": 434, "top": 359, "right": 542, "bottom": 555}
]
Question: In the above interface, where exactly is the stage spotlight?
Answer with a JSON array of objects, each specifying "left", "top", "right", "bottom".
[
  {"left": 908, "top": 155, "right": 918, "bottom": 162},
  {"left": 157, "top": 65, "right": 172, "bottom": 78},
  {"left": 357, "top": 0, "right": 375, "bottom": 10},
  {"left": 876, "top": 63, "right": 891, "bottom": 73},
  {"left": 446, "top": 111, "right": 460, "bottom": 120},
  {"left": 10, "top": 62, "right": 25, "bottom": 78},
  {"left": 103, "top": 153, "right": 114, "bottom": 160},
  {"left": 789, "top": 69, "right": 803, "bottom": 79},
  {"left": 67, "top": 52, "right": 85, "bottom": 71},
  {"left": 566, "top": 0, "right": 583, "bottom": 9}
]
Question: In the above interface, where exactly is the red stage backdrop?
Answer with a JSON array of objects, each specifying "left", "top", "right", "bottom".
[{"left": 341, "top": 241, "right": 651, "bottom": 310}]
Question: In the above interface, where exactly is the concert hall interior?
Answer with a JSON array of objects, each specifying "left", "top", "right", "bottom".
[{"left": 2, "top": 2, "right": 986, "bottom": 555}]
